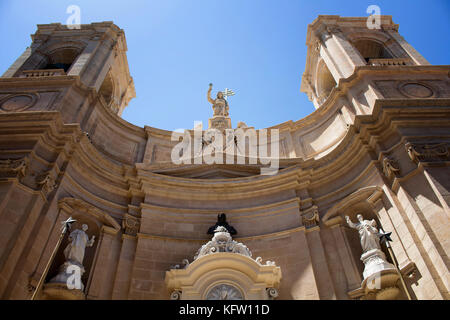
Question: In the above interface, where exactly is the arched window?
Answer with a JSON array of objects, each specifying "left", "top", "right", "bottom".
[
  {"left": 42, "top": 48, "right": 81, "bottom": 72},
  {"left": 316, "top": 61, "right": 337, "bottom": 103},
  {"left": 99, "top": 71, "right": 114, "bottom": 106},
  {"left": 353, "top": 39, "right": 393, "bottom": 63}
]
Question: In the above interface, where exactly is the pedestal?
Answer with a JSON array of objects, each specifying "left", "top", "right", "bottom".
[
  {"left": 49, "top": 261, "right": 86, "bottom": 290},
  {"left": 360, "top": 249, "right": 400, "bottom": 300},
  {"left": 209, "top": 116, "right": 231, "bottom": 130},
  {"left": 41, "top": 261, "right": 86, "bottom": 300},
  {"left": 41, "top": 283, "right": 86, "bottom": 300},
  {"left": 361, "top": 249, "right": 395, "bottom": 279}
]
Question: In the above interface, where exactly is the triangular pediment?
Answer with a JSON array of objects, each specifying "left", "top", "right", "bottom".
[{"left": 151, "top": 164, "right": 262, "bottom": 179}]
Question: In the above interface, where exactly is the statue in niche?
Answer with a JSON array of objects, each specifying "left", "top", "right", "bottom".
[
  {"left": 49, "top": 224, "right": 95, "bottom": 290},
  {"left": 63, "top": 224, "right": 95, "bottom": 266},
  {"left": 207, "top": 213, "right": 237, "bottom": 235},
  {"left": 207, "top": 83, "right": 229, "bottom": 117},
  {"left": 345, "top": 214, "right": 380, "bottom": 253}
]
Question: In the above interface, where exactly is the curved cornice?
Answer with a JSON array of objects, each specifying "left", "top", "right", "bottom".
[
  {"left": 322, "top": 186, "right": 383, "bottom": 224},
  {"left": 136, "top": 165, "right": 303, "bottom": 201},
  {"left": 58, "top": 197, "right": 121, "bottom": 232}
]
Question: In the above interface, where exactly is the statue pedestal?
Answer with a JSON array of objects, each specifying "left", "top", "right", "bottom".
[
  {"left": 209, "top": 116, "right": 231, "bottom": 130},
  {"left": 49, "top": 261, "right": 86, "bottom": 291},
  {"left": 41, "top": 261, "right": 86, "bottom": 300},
  {"left": 360, "top": 249, "right": 400, "bottom": 300},
  {"left": 361, "top": 249, "right": 395, "bottom": 279},
  {"left": 41, "top": 283, "right": 85, "bottom": 300}
]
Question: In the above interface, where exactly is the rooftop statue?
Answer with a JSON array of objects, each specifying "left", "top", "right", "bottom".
[{"left": 207, "top": 83, "right": 229, "bottom": 117}]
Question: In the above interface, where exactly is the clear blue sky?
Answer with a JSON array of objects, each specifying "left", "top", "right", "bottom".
[{"left": 1, "top": 0, "right": 449, "bottom": 130}]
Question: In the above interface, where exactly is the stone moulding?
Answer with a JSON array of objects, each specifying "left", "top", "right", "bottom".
[
  {"left": 0, "top": 92, "right": 39, "bottom": 112},
  {"left": 322, "top": 186, "right": 383, "bottom": 225},
  {"left": 58, "top": 197, "right": 121, "bottom": 232}
]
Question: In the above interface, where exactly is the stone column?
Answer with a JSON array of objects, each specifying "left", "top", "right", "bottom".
[
  {"left": 329, "top": 222, "right": 362, "bottom": 291},
  {"left": 86, "top": 226, "right": 118, "bottom": 299},
  {"left": 395, "top": 184, "right": 448, "bottom": 299},
  {"left": 385, "top": 29, "right": 430, "bottom": 65},
  {"left": 305, "top": 223, "right": 337, "bottom": 299},
  {"left": 112, "top": 234, "right": 137, "bottom": 299},
  {"left": 2, "top": 47, "right": 33, "bottom": 77},
  {"left": 289, "top": 229, "right": 321, "bottom": 300},
  {"left": 67, "top": 41, "right": 98, "bottom": 76},
  {"left": 317, "top": 26, "right": 366, "bottom": 80}
]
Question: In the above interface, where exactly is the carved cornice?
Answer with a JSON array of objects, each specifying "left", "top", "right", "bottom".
[
  {"left": 322, "top": 186, "right": 383, "bottom": 224},
  {"left": 58, "top": 197, "right": 121, "bottom": 233},
  {"left": 137, "top": 226, "right": 306, "bottom": 243}
]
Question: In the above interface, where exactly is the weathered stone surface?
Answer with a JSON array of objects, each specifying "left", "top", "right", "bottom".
[{"left": 0, "top": 15, "right": 448, "bottom": 300}]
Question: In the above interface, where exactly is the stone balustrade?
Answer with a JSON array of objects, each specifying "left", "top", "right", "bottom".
[
  {"left": 19, "top": 69, "right": 66, "bottom": 78},
  {"left": 368, "top": 58, "right": 412, "bottom": 66}
]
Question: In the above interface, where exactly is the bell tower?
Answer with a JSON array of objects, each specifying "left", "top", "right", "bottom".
[
  {"left": 300, "top": 15, "right": 430, "bottom": 109},
  {"left": 1, "top": 22, "right": 135, "bottom": 119}
]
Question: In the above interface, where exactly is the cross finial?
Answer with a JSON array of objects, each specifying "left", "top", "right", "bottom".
[{"left": 222, "top": 88, "right": 235, "bottom": 101}]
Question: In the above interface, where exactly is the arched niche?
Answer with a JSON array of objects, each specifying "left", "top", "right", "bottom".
[
  {"left": 322, "top": 186, "right": 383, "bottom": 223},
  {"left": 165, "top": 252, "right": 281, "bottom": 300},
  {"left": 322, "top": 186, "right": 391, "bottom": 279},
  {"left": 41, "top": 197, "right": 120, "bottom": 300}
]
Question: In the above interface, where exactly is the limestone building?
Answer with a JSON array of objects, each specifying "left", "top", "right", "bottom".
[{"left": 0, "top": 15, "right": 448, "bottom": 300}]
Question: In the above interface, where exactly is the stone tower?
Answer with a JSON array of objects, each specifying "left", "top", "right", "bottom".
[
  {"left": 301, "top": 15, "right": 431, "bottom": 109},
  {"left": 2, "top": 22, "right": 135, "bottom": 117}
]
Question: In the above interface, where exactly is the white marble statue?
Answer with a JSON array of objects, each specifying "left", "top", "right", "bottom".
[
  {"left": 207, "top": 83, "right": 229, "bottom": 117},
  {"left": 345, "top": 214, "right": 380, "bottom": 253},
  {"left": 345, "top": 214, "right": 397, "bottom": 281},
  {"left": 49, "top": 224, "right": 95, "bottom": 290},
  {"left": 63, "top": 224, "right": 95, "bottom": 266}
]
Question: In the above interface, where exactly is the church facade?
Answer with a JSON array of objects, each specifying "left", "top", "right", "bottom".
[{"left": 0, "top": 15, "right": 449, "bottom": 300}]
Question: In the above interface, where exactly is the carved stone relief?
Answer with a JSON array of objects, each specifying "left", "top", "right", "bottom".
[
  {"left": 399, "top": 82, "right": 435, "bottom": 98},
  {"left": 0, "top": 156, "right": 29, "bottom": 180},
  {"left": 382, "top": 157, "right": 400, "bottom": 179},
  {"left": 122, "top": 214, "right": 140, "bottom": 236},
  {"left": 405, "top": 142, "right": 449, "bottom": 163},
  {"left": 0, "top": 93, "right": 39, "bottom": 112}
]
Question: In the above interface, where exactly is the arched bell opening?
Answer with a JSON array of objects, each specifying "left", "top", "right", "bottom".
[
  {"left": 352, "top": 39, "right": 393, "bottom": 63},
  {"left": 41, "top": 47, "right": 82, "bottom": 73}
]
